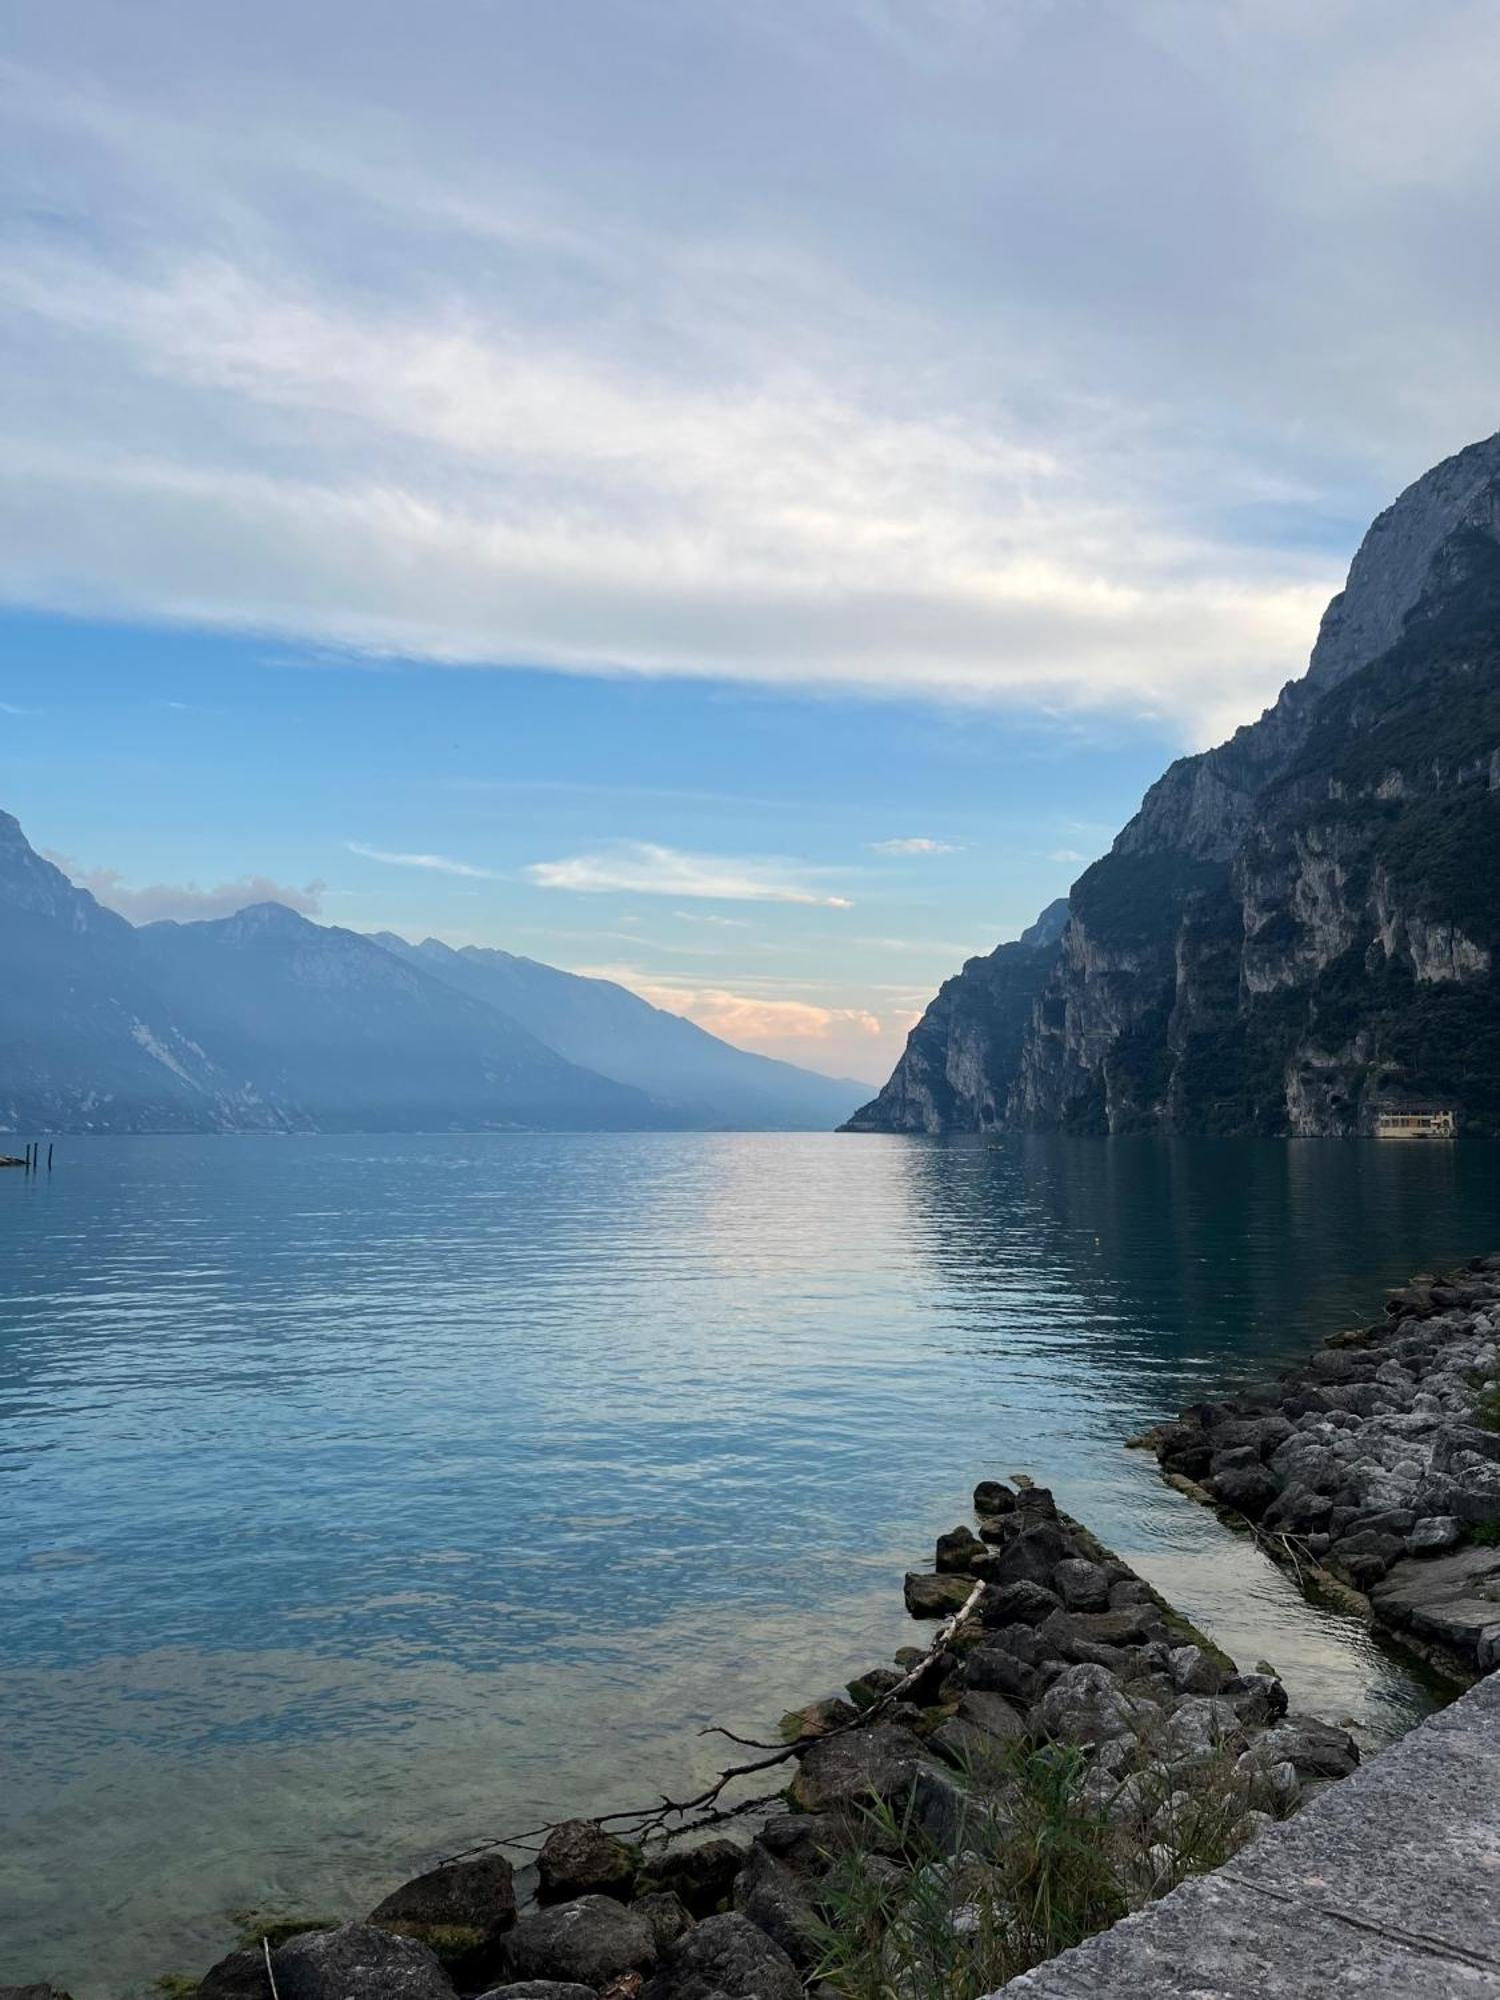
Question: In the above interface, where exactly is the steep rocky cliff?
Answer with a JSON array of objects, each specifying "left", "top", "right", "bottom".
[
  {"left": 842, "top": 900, "right": 1068, "bottom": 1132},
  {"left": 851, "top": 430, "right": 1500, "bottom": 1138}
]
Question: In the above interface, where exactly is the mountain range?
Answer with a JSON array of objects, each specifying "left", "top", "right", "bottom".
[
  {"left": 848, "top": 428, "right": 1500, "bottom": 1138},
  {"left": 0, "top": 823, "right": 866, "bottom": 1133}
]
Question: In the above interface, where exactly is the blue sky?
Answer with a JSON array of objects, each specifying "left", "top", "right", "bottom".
[{"left": 3, "top": 1, "right": 1498, "bottom": 1078}]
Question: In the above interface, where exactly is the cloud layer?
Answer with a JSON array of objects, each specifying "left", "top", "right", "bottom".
[
  {"left": 5, "top": 4, "right": 1498, "bottom": 745},
  {"left": 50, "top": 857, "right": 324, "bottom": 924},
  {"left": 528, "top": 843, "right": 854, "bottom": 908}
]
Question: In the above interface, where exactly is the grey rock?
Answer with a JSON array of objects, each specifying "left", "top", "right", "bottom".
[
  {"left": 978, "top": 1580, "right": 1061, "bottom": 1627},
  {"left": 903, "top": 1571, "right": 975, "bottom": 1618},
  {"left": 641, "top": 1913, "right": 800, "bottom": 2000},
  {"left": 1407, "top": 1514, "right": 1463, "bottom": 1555},
  {"left": 195, "top": 1954, "right": 267, "bottom": 2000},
  {"left": 272, "top": 1925, "right": 456, "bottom": 2000},
  {"left": 1166, "top": 1644, "right": 1226, "bottom": 1696},
  {"left": 733, "top": 1848, "right": 818, "bottom": 1967},
  {"left": 789, "top": 1724, "right": 933, "bottom": 1813},
  {"left": 640, "top": 1839, "right": 747, "bottom": 1917},
  {"left": 369, "top": 1854, "right": 517, "bottom": 1977},
  {"left": 501, "top": 1898, "right": 657, "bottom": 1987},
  {"left": 1053, "top": 1559, "right": 1111, "bottom": 1611},
  {"left": 1033, "top": 1664, "right": 1148, "bottom": 1747},
  {"left": 935, "top": 1525, "right": 986, "bottom": 1572},
  {"left": 536, "top": 1822, "right": 639, "bottom": 1907},
  {"left": 633, "top": 1895, "right": 695, "bottom": 1952}
]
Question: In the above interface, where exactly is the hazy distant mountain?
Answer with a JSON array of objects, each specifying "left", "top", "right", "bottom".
[
  {"left": 0, "top": 809, "right": 861, "bottom": 1132},
  {"left": 136, "top": 905, "right": 667, "bottom": 1132},
  {"left": 0, "top": 811, "right": 280, "bottom": 1132},
  {"left": 373, "top": 934, "right": 869, "bottom": 1130}
]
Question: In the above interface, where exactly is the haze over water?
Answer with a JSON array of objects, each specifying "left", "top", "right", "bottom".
[{"left": 3, "top": 1132, "right": 1495, "bottom": 1994}]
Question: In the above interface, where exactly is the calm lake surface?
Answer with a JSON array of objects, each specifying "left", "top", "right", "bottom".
[{"left": 3, "top": 1131, "right": 1498, "bottom": 1992}]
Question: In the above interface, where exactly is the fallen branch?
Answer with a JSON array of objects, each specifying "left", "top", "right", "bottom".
[{"left": 437, "top": 1576, "right": 985, "bottom": 1866}]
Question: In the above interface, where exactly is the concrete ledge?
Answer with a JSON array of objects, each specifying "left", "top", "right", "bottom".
[{"left": 994, "top": 1674, "right": 1500, "bottom": 1998}]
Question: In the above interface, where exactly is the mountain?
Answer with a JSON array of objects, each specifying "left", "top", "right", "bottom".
[
  {"left": 841, "top": 901, "right": 1068, "bottom": 1132},
  {"left": 136, "top": 906, "right": 666, "bottom": 1132},
  {"left": 0, "top": 813, "right": 282, "bottom": 1133},
  {"left": 372, "top": 934, "right": 869, "bottom": 1130},
  {"left": 850, "top": 430, "right": 1500, "bottom": 1139}
]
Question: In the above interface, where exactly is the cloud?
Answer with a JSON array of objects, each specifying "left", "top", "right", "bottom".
[
  {"left": 869, "top": 837, "right": 960, "bottom": 856},
  {"left": 582, "top": 964, "right": 886, "bottom": 1073},
  {"left": 346, "top": 842, "right": 498, "bottom": 879},
  {"left": 48, "top": 856, "right": 324, "bottom": 924},
  {"left": 2, "top": 8, "right": 1499, "bottom": 744},
  {"left": 0, "top": 701, "right": 37, "bottom": 716},
  {"left": 1047, "top": 847, "right": 1088, "bottom": 864},
  {"left": 528, "top": 842, "right": 853, "bottom": 907}
]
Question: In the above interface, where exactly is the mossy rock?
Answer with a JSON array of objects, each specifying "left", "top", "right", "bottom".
[
  {"left": 155, "top": 1978, "right": 200, "bottom": 1998},
  {"left": 232, "top": 1911, "right": 338, "bottom": 1949},
  {"left": 378, "top": 1920, "right": 489, "bottom": 1969}
]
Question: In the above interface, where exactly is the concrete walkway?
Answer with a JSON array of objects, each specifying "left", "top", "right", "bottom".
[{"left": 995, "top": 1671, "right": 1500, "bottom": 1997}]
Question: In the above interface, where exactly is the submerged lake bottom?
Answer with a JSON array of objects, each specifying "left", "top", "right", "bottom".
[{"left": 2, "top": 1130, "right": 1495, "bottom": 1995}]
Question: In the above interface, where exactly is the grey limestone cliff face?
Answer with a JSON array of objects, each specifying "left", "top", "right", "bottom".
[
  {"left": 841, "top": 901, "right": 1067, "bottom": 1133},
  {"left": 854, "top": 429, "right": 1500, "bottom": 1137}
]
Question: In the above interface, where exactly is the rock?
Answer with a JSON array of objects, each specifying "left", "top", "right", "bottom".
[
  {"left": 640, "top": 1840, "right": 747, "bottom": 1918},
  {"left": 1032, "top": 1664, "right": 1146, "bottom": 1747},
  {"left": 1221, "top": 1673, "right": 1288, "bottom": 1727},
  {"left": 977, "top": 1580, "right": 1060, "bottom": 1627},
  {"left": 982, "top": 1522, "right": 1070, "bottom": 1588},
  {"left": 908, "top": 1764, "right": 1000, "bottom": 1854},
  {"left": 272, "top": 1925, "right": 456, "bottom": 2000},
  {"left": 1161, "top": 1696, "right": 1247, "bottom": 1761},
  {"left": 732, "top": 1847, "right": 819, "bottom": 1967},
  {"left": 632, "top": 1895, "right": 694, "bottom": 1952},
  {"left": 1036, "top": 1605, "right": 1163, "bottom": 1665},
  {"left": 902, "top": 1572, "right": 974, "bottom": 1618},
  {"left": 1209, "top": 1465, "right": 1280, "bottom": 1517},
  {"left": 1166, "top": 1644, "right": 1226, "bottom": 1696},
  {"left": 501, "top": 1899, "right": 657, "bottom": 1988},
  {"left": 961, "top": 1641, "right": 1040, "bottom": 1705},
  {"left": 845, "top": 1667, "right": 902, "bottom": 1710},
  {"left": 475, "top": 1987, "right": 598, "bottom": 2000},
  {"left": 1409, "top": 1515, "right": 1466, "bottom": 1556},
  {"left": 641, "top": 1913, "right": 800, "bottom": 2000},
  {"left": 935, "top": 1525, "right": 986, "bottom": 1572},
  {"left": 195, "top": 1954, "right": 267, "bottom": 2000},
  {"left": 538, "top": 1822, "right": 640, "bottom": 1904},
  {"left": 1478, "top": 1624, "right": 1500, "bottom": 1673},
  {"left": 973, "top": 1480, "right": 1017, "bottom": 1516},
  {"left": 956, "top": 1688, "right": 1027, "bottom": 1741},
  {"left": 1053, "top": 1559, "right": 1111, "bottom": 1611},
  {"left": 369, "top": 1855, "right": 517, "bottom": 1979},
  {"left": 1248, "top": 1716, "right": 1360, "bottom": 1780},
  {"left": 778, "top": 1696, "right": 857, "bottom": 1741},
  {"left": 789, "top": 1724, "right": 933, "bottom": 1814}
]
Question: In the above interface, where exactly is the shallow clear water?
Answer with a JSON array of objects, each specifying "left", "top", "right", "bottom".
[{"left": 2, "top": 1131, "right": 1495, "bottom": 1993}]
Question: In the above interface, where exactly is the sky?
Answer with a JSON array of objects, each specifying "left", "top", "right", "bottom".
[{"left": 3, "top": 2, "right": 1499, "bottom": 1082}]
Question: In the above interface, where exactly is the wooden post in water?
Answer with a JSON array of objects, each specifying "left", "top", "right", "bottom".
[{"left": 47, "top": 1143, "right": 53, "bottom": 1172}]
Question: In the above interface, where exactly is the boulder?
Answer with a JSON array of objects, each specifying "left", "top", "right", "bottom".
[
  {"left": 962, "top": 1641, "right": 1040, "bottom": 1705},
  {"left": 935, "top": 1525, "right": 986, "bottom": 1573},
  {"left": 369, "top": 1855, "right": 517, "bottom": 1979},
  {"left": 1247, "top": 1716, "right": 1360, "bottom": 1780},
  {"left": 537, "top": 1822, "right": 639, "bottom": 1904},
  {"left": 501, "top": 1898, "right": 657, "bottom": 1988},
  {"left": 906, "top": 1764, "right": 992, "bottom": 1855},
  {"left": 1220, "top": 1673, "right": 1288, "bottom": 1727},
  {"left": 983, "top": 1523, "right": 1070, "bottom": 1589},
  {"left": 732, "top": 1847, "right": 819, "bottom": 1966},
  {"left": 195, "top": 1951, "right": 267, "bottom": 2000},
  {"left": 640, "top": 1839, "right": 747, "bottom": 1917},
  {"left": 1032, "top": 1664, "right": 1146, "bottom": 1747},
  {"left": 973, "top": 1480, "right": 1017, "bottom": 1517},
  {"left": 632, "top": 1894, "right": 695, "bottom": 1952},
  {"left": 641, "top": 1913, "right": 800, "bottom": 2000},
  {"left": 778, "top": 1695, "right": 858, "bottom": 1741},
  {"left": 1053, "top": 1560, "right": 1111, "bottom": 1611},
  {"left": 956, "top": 1689, "right": 1027, "bottom": 1742},
  {"left": 1166, "top": 1645, "right": 1225, "bottom": 1697},
  {"left": 1209, "top": 1465, "right": 1280, "bottom": 1517},
  {"left": 977, "top": 1580, "right": 1060, "bottom": 1628},
  {"left": 789, "top": 1724, "right": 933, "bottom": 1814},
  {"left": 272, "top": 1925, "right": 456, "bottom": 2000},
  {"left": 475, "top": 1987, "right": 597, "bottom": 2000},
  {"left": 1407, "top": 1516, "right": 1463, "bottom": 1556},
  {"left": 845, "top": 1667, "right": 903, "bottom": 1710},
  {"left": 903, "top": 1572, "right": 974, "bottom": 1618}
]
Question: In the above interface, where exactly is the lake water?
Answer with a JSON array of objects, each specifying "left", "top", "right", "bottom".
[{"left": 2, "top": 1132, "right": 1497, "bottom": 1993}]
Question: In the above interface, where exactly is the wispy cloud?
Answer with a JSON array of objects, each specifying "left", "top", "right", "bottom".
[
  {"left": 579, "top": 962, "right": 885, "bottom": 1073},
  {"left": 528, "top": 842, "right": 853, "bottom": 908},
  {"left": 47, "top": 854, "right": 324, "bottom": 924},
  {"left": 1047, "top": 847, "right": 1088, "bottom": 864},
  {"left": 0, "top": 701, "right": 37, "bottom": 715},
  {"left": 346, "top": 841, "right": 498, "bottom": 879},
  {"left": 869, "top": 837, "right": 960, "bottom": 856}
]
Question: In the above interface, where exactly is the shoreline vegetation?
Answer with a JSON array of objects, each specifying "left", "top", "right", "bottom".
[{"left": 13, "top": 1259, "right": 1500, "bottom": 2000}]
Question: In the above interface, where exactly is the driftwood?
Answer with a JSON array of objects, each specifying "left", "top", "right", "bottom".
[{"left": 438, "top": 1577, "right": 986, "bottom": 1866}]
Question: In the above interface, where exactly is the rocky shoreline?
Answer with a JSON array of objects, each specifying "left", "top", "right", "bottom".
[
  {"left": 24, "top": 1486, "right": 1360, "bottom": 2000},
  {"left": 1149, "top": 1253, "right": 1500, "bottom": 1679}
]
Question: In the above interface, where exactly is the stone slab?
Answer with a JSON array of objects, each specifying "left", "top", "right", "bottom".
[
  {"left": 1374, "top": 1546, "right": 1500, "bottom": 1654},
  {"left": 996, "top": 1872, "right": 1500, "bottom": 1997},
  {"left": 992, "top": 1673, "right": 1500, "bottom": 1998}
]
